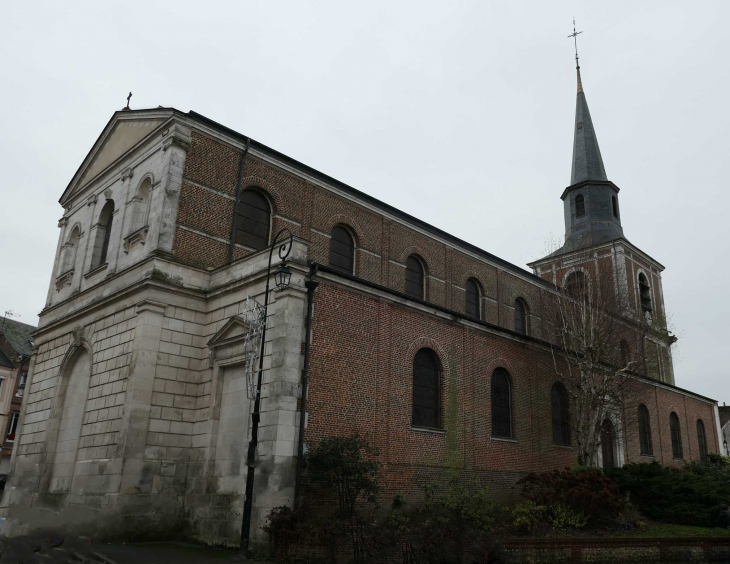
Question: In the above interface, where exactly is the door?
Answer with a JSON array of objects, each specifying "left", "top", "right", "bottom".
[{"left": 601, "top": 419, "right": 615, "bottom": 470}]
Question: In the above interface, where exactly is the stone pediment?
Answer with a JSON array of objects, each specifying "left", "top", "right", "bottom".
[
  {"left": 207, "top": 315, "right": 253, "bottom": 348},
  {"left": 60, "top": 109, "right": 175, "bottom": 205}
]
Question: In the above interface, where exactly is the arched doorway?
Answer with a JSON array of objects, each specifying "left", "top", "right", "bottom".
[{"left": 600, "top": 419, "right": 616, "bottom": 470}]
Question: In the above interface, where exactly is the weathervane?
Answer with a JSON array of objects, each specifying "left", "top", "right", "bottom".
[
  {"left": 126, "top": 92, "right": 132, "bottom": 109},
  {"left": 567, "top": 17, "right": 583, "bottom": 70}
]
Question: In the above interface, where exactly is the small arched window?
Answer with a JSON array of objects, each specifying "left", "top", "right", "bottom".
[
  {"left": 329, "top": 225, "right": 355, "bottom": 274},
  {"left": 565, "top": 270, "right": 588, "bottom": 301},
  {"left": 92, "top": 200, "right": 115, "bottom": 270},
  {"left": 620, "top": 340, "right": 630, "bottom": 368},
  {"left": 412, "top": 348, "right": 440, "bottom": 429},
  {"left": 612, "top": 196, "right": 619, "bottom": 219},
  {"left": 61, "top": 226, "right": 81, "bottom": 274},
  {"left": 130, "top": 177, "right": 151, "bottom": 232},
  {"left": 405, "top": 255, "right": 424, "bottom": 299},
  {"left": 236, "top": 189, "right": 270, "bottom": 250},
  {"left": 465, "top": 278, "right": 480, "bottom": 319},
  {"left": 551, "top": 383, "right": 570, "bottom": 446},
  {"left": 638, "top": 404, "right": 653, "bottom": 456},
  {"left": 638, "top": 273, "right": 652, "bottom": 314},
  {"left": 514, "top": 298, "right": 528, "bottom": 335},
  {"left": 697, "top": 419, "right": 708, "bottom": 462},
  {"left": 575, "top": 194, "right": 586, "bottom": 218},
  {"left": 491, "top": 368, "right": 512, "bottom": 438},
  {"left": 670, "top": 412, "right": 683, "bottom": 460}
]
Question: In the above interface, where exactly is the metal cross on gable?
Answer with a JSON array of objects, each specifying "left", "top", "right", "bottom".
[{"left": 568, "top": 17, "right": 583, "bottom": 70}]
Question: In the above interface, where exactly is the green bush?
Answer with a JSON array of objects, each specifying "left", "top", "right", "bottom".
[
  {"left": 517, "top": 467, "right": 624, "bottom": 525},
  {"left": 508, "top": 501, "right": 546, "bottom": 534},
  {"left": 548, "top": 503, "right": 588, "bottom": 530},
  {"left": 607, "top": 460, "right": 730, "bottom": 527}
]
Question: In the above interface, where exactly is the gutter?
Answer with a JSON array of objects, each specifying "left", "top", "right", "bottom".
[
  {"left": 294, "top": 262, "right": 319, "bottom": 508},
  {"left": 227, "top": 137, "right": 251, "bottom": 263}
]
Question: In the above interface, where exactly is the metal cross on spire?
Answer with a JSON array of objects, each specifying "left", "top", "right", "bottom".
[
  {"left": 126, "top": 92, "right": 132, "bottom": 109},
  {"left": 568, "top": 17, "right": 583, "bottom": 70}
]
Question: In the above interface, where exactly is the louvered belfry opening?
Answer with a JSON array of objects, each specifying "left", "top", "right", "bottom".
[
  {"left": 329, "top": 225, "right": 355, "bottom": 274},
  {"left": 514, "top": 299, "right": 527, "bottom": 335},
  {"left": 491, "top": 368, "right": 512, "bottom": 438},
  {"left": 565, "top": 270, "right": 587, "bottom": 301},
  {"left": 236, "top": 189, "right": 270, "bottom": 250},
  {"left": 670, "top": 412, "right": 683, "bottom": 459},
  {"left": 551, "top": 383, "right": 570, "bottom": 445},
  {"left": 697, "top": 419, "right": 708, "bottom": 462},
  {"left": 638, "top": 273, "right": 652, "bottom": 313},
  {"left": 412, "top": 348, "right": 439, "bottom": 429},
  {"left": 638, "top": 404, "right": 653, "bottom": 456},
  {"left": 405, "top": 256, "right": 424, "bottom": 299},
  {"left": 465, "top": 279, "right": 480, "bottom": 318},
  {"left": 575, "top": 194, "right": 586, "bottom": 218}
]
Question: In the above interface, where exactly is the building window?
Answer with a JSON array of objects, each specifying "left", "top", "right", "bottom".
[
  {"left": 91, "top": 200, "right": 115, "bottom": 270},
  {"left": 601, "top": 419, "right": 616, "bottom": 469},
  {"left": 551, "top": 382, "right": 570, "bottom": 446},
  {"left": 638, "top": 273, "right": 652, "bottom": 314},
  {"left": 491, "top": 368, "right": 512, "bottom": 438},
  {"left": 565, "top": 270, "right": 588, "bottom": 301},
  {"left": 575, "top": 194, "right": 586, "bottom": 218},
  {"left": 670, "top": 412, "right": 683, "bottom": 460},
  {"left": 465, "top": 278, "right": 480, "bottom": 319},
  {"left": 514, "top": 298, "right": 528, "bottom": 335},
  {"left": 638, "top": 404, "right": 653, "bottom": 456},
  {"left": 412, "top": 348, "right": 440, "bottom": 429},
  {"left": 612, "top": 196, "right": 619, "bottom": 218},
  {"left": 61, "top": 226, "right": 81, "bottom": 275},
  {"left": 329, "top": 225, "right": 355, "bottom": 274},
  {"left": 16, "top": 372, "right": 27, "bottom": 398},
  {"left": 129, "top": 177, "right": 152, "bottom": 233},
  {"left": 620, "top": 340, "right": 631, "bottom": 368},
  {"left": 405, "top": 255, "right": 424, "bottom": 300},
  {"left": 697, "top": 419, "right": 708, "bottom": 462},
  {"left": 6, "top": 412, "right": 19, "bottom": 442},
  {"left": 236, "top": 189, "right": 271, "bottom": 250}
]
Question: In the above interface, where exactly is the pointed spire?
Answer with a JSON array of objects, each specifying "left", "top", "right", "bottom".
[{"left": 570, "top": 68, "right": 607, "bottom": 185}]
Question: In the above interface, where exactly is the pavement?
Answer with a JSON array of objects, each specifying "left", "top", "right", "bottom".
[{"left": 0, "top": 536, "right": 276, "bottom": 564}]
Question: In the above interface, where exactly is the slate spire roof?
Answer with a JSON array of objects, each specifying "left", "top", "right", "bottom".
[{"left": 570, "top": 67, "right": 608, "bottom": 185}]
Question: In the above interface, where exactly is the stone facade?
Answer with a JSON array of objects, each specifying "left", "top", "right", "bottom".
[{"left": 0, "top": 98, "right": 722, "bottom": 548}]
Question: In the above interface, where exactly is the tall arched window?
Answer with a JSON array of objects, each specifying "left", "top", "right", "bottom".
[
  {"left": 551, "top": 383, "right": 570, "bottom": 446},
  {"left": 465, "top": 278, "right": 480, "bottom": 319},
  {"left": 620, "top": 340, "right": 631, "bottom": 368},
  {"left": 565, "top": 271, "right": 588, "bottom": 301},
  {"left": 601, "top": 419, "right": 616, "bottom": 469},
  {"left": 638, "top": 404, "right": 653, "bottom": 456},
  {"left": 638, "top": 273, "right": 652, "bottom": 314},
  {"left": 130, "top": 177, "right": 151, "bottom": 233},
  {"left": 670, "top": 412, "right": 683, "bottom": 460},
  {"left": 575, "top": 194, "right": 586, "bottom": 218},
  {"left": 92, "top": 200, "right": 115, "bottom": 270},
  {"left": 514, "top": 298, "right": 528, "bottom": 335},
  {"left": 412, "top": 348, "right": 440, "bottom": 428},
  {"left": 61, "top": 226, "right": 81, "bottom": 274},
  {"left": 236, "top": 189, "right": 270, "bottom": 250},
  {"left": 491, "top": 368, "right": 512, "bottom": 438},
  {"left": 405, "top": 255, "right": 424, "bottom": 299},
  {"left": 697, "top": 419, "right": 708, "bottom": 462},
  {"left": 329, "top": 225, "right": 355, "bottom": 274}
]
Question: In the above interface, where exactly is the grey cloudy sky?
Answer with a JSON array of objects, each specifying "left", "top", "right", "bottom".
[{"left": 1, "top": 1, "right": 728, "bottom": 402}]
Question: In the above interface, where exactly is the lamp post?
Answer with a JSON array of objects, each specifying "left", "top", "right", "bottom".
[{"left": 239, "top": 228, "right": 293, "bottom": 556}]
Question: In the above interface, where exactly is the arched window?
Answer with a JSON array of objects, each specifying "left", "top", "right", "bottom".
[
  {"left": 601, "top": 419, "right": 616, "bottom": 469},
  {"left": 620, "top": 340, "right": 630, "bottom": 368},
  {"left": 92, "top": 200, "right": 115, "bottom": 270},
  {"left": 236, "top": 189, "right": 270, "bottom": 250},
  {"left": 638, "top": 273, "right": 652, "bottom": 314},
  {"left": 670, "top": 412, "right": 683, "bottom": 460},
  {"left": 514, "top": 298, "right": 528, "bottom": 335},
  {"left": 130, "top": 177, "right": 151, "bottom": 233},
  {"left": 612, "top": 196, "right": 619, "bottom": 218},
  {"left": 697, "top": 419, "right": 708, "bottom": 462},
  {"left": 565, "top": 270, "right": 588, "bottom": 301},
  {"left": 405, "top": 255, "right": 424, "bottom": 299},
  {"left": 465, "top": 278, "right": 480, "bottom": 319},
  {"left": 551, "top": 383, "right": 570, "bottom": 446},
  {"left": 412, "top": 348, "right": 440, "bottom": 428},
  {"left": 329, "top": 225, "right": 355, "bottom": 274},
  {"left": 638, "top": 404, "right": 653, "bottom": 456},
  {"left": 575, "top": 194, "right": 586, "bottom": 218},
  {"left": 61, "top": 226, "right": 81, "bottom": 274},
  {"left": 491, "top": 368, "right": 512, "bottom": 438}
]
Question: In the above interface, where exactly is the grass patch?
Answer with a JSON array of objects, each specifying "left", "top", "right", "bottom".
[{"left": 624, "top": 523, "right": 730, "bottom": 538}]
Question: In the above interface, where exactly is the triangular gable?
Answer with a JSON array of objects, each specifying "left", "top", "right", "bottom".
[
  {"left": 60, "top": 108, "right": 176, "bottom": 205},
  {"left": 207, "top": 315, "right": 253, "bottom": 348}
]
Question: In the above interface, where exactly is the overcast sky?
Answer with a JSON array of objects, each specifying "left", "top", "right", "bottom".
[{"left": 1, "top": 1, "right": 728, "bottom": 403}]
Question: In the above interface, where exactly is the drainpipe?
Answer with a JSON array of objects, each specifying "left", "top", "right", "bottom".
[
  {"left": 227, "top": 138, "right": 250, "bottom": 263},
  {"left": 294, "top": 262, "right": 319, "bottom": 508}
]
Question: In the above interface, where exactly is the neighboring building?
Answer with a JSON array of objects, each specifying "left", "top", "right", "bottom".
[
  {"left": 0, "top": 317, "right": 35, "bottom": 474},
  {"left": 720, "top": 404, "right": 730, "bottom": 456},
  {"left": 0, "top": 65, "right": 723, "bottom": 547}
]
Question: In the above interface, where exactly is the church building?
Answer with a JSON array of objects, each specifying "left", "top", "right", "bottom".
[{"left": 1, "top": 66, "right": 723, "bottom": 547}]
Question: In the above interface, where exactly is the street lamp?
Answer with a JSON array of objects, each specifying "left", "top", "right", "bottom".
[{"left": 240, "top": 228, "right": 293, "bottom": 556}]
